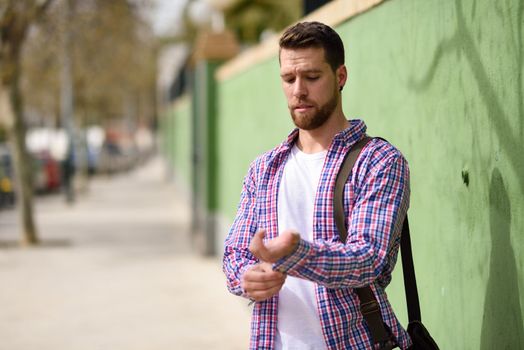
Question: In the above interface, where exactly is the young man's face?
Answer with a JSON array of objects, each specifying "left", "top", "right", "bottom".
[{"left": 279, "top": 46, "right": 346, "bottom": 130}]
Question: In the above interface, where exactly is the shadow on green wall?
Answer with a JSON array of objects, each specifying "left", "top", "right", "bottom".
[
  {"left": 408, "top": 0, "right": 524, "bottom": 196},
  {"left": 480, "top": 168, "right": 524, "bottom": 349}
]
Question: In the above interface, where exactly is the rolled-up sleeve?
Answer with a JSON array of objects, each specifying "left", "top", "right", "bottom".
[{"left": 222, "top": 160, "right": 260, "bottom": 297}]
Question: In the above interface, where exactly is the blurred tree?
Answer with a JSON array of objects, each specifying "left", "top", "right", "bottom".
[
  {"left": 0, "top": 0, "right": 156, "bottom": 245},
  {"left": 22, "top": 0, "right": 157, "bottom": 129},
  {"left": 22, "top": 0, "right": 157, "bottom": 200},
  {"left": 0, "top": 0, "right": 53, "bottom": 245},
  {"left": 72, "top": 0, "right": 157, "bottom": 127},
  {"left": 0, "top": 124, "right": 6, "bottom": 141},
  {"left": 220, "top": 0, "right": 302, "bottom": 43}
]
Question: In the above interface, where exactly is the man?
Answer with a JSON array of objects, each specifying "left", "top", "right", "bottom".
[{"left": 223, "top": 21, "right": 411, "bottom": 349}]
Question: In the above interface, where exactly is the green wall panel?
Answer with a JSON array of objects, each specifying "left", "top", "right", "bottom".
[
  {"left": 215, "top": 0, "right": 524, "bottom": 348},
  {"left": 337, "top": 1, "right": 523, "bottom": 347},
  {"left": 217, "top": 58, "right": 294, "bottom": 219},
  {"left": 162, "top": 96, "right": 192, "bottom": 186},
  {"left": 174, "top": 97, "right": 192, "bottom": 185},
  {"left": 160, "top": 109, "right": 176, "bottom": 169}
]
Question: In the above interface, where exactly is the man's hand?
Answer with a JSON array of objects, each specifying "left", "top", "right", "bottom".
[
  {"left": 241, "top": 262, "right": 286, "bottom": 302},
  {"left": 249, "top": 229, "right": 300, "bottom": 263}
]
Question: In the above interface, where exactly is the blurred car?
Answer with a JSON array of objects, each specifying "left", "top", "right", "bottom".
[
  {"left": 0, "top": 144, "right": 15, "bottom": 208},
  {"left": 96, "top": 129, "right": 138, "bottom": 174},
  {"left": 32, "top": 150, "right": 61, "bottom": 193}
]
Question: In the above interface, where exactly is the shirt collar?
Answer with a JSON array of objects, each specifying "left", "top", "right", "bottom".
[{"left": 333, "top": 119, "right": 367, "bottom": 145}]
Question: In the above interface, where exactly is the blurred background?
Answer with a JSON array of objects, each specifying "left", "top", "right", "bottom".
[
  {"left": 1, "top": 0, "right": 523, "bottom": 349},
  {"left": 0, "top": 1, "right": 328, "bottom": 349}
]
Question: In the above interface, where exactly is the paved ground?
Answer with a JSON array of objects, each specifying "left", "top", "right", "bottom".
[{"left": 0, "top": 157, "right": 250, "bottom": 350}]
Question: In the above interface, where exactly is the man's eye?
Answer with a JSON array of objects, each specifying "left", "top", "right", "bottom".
[
  {"left": 307, "top": 76, "right": 319, "bottom": 81},
  {"left": 284, "top": 78, "right": 295, "bottom": 84}
]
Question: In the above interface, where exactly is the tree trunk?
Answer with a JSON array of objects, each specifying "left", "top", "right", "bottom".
[
  {"left": 2, "top": 57, "right": 39, "bottom": 245},
  {"left": 0, "top": 0, "right": 55, "bottom": 246}
]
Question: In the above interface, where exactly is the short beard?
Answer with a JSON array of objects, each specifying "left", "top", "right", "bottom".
[{"left": 290, "top": 88, "right": 339, "bottom": 131}]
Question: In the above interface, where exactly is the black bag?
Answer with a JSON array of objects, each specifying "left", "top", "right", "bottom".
[
  {"left": 334, "top": 136, "right": 439, "bottom": 350},
  {"left": 399, "top": 218, "right": 439, "bottom": 350},
  {"left": 407, "top": 321, "right": 440, "bottom": 349}
]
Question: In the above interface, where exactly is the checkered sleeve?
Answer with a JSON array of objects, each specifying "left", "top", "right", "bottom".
[
  {"left": 274, "top": 150, "right": 409, "bottom": 289},
  {"left": 222, "top": 159, "right": 260, "bottom": 297}
]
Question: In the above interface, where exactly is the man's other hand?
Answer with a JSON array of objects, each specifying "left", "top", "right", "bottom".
[
  {"left": 242, "top": 262, "right": 286, "bottom": 302},
  {"left": 249, "top": 229, "right": 300, "bottom": 263}
]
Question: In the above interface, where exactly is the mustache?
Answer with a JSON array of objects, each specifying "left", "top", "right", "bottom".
[{"left": 290, "top": 100, "right": 316, "bottom": 109}]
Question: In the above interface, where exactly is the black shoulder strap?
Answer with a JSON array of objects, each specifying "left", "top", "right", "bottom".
[
  {"left": 400, "top": 217, "right": 421, "bottom": 322},
  {"left": 334, "top": 136, "right": 420, "bottom": 349},
  {"left": 334, "top": 136, "right": 372, "bottom": 244}
]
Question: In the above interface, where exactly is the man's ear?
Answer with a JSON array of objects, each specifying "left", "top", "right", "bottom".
[{"left": 337, "top": 65, "right": 348, "bottom": 91}]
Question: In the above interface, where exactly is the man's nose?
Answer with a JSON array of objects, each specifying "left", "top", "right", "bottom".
[{"left": 292, "top": 78, "right": 307, "bottom": 98}]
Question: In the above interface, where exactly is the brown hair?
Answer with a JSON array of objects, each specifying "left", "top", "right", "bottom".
[{"left": 279, "top": 21, "right": 345, "bottom": 72}]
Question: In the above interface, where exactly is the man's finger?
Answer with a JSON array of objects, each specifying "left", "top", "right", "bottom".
[
  {"left": 241, "top": 262, "right": 286, "bottom": 298},
  {"left": 242, "top": 264, "right": 285, "bottom": 283},
  {"left": 249, "top": 229, "right": 270, "bottom": 260},
  {"left": 242, "top": 272, "right": 286, "bottom": 287},
  {"left": 248, "top": 284, "right": 286, "bottom": 302},
  {"left": 243, "top": 270, "right": 285, "bottom": 283},
  {"left": 242, "top": 278, "right": 285, "bottom": 293}
]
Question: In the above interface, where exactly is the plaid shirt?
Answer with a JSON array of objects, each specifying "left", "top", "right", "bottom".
[{"left": 223, "top": 120, "right": 411, "bottom": 350}]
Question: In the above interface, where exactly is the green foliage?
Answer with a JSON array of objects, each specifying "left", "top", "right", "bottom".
[{"left": 224, "top": 0, "right": 302, "bottom": 43}]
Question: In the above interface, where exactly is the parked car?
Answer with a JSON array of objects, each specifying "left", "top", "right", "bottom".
[{"left": 0, "top": 144, "right": 15, "bottom": 208}]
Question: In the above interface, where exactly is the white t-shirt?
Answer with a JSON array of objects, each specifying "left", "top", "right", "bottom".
[{"left": 275, "top": 145, "right": 328, "bottom": 350}]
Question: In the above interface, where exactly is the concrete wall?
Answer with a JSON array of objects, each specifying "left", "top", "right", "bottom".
[{"left": 214, "top": 0, "right": 524, "bottom": 348}]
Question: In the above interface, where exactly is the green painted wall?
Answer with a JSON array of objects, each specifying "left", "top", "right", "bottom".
[
  {"left": 159, "top": 109, "right": 173, "bottom": 168},
  {"left": 216, "top": 0, "right": 524, "bottom": 348},
  {"left": 160, "top": 95, "right": 192, "bottom": 186},
  {"left": 194, "top": 60, "right": 223, "bottom": 255},
  {"left": 216, "top": 58, "right": 293, "bottom": 218},
  {"left": 174, "top": 97, "right": 192, "bottom": 186}
]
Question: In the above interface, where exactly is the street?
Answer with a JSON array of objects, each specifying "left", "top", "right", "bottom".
[{"left": 0, "top": 157, "right": 250, "bottom": 350}]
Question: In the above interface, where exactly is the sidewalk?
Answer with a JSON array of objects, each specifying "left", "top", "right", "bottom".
[{"left": 0, "top": 157, "right": 250, "bottom": 350}]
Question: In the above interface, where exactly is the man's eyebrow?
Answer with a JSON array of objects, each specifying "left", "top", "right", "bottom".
[{"left": 280, "top": 69, "right": 323, "bottom": 77}]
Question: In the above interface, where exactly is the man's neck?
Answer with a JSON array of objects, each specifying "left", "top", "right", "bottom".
[{"left": 296, "top": 113, "right": 349, "bottom": 154}]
